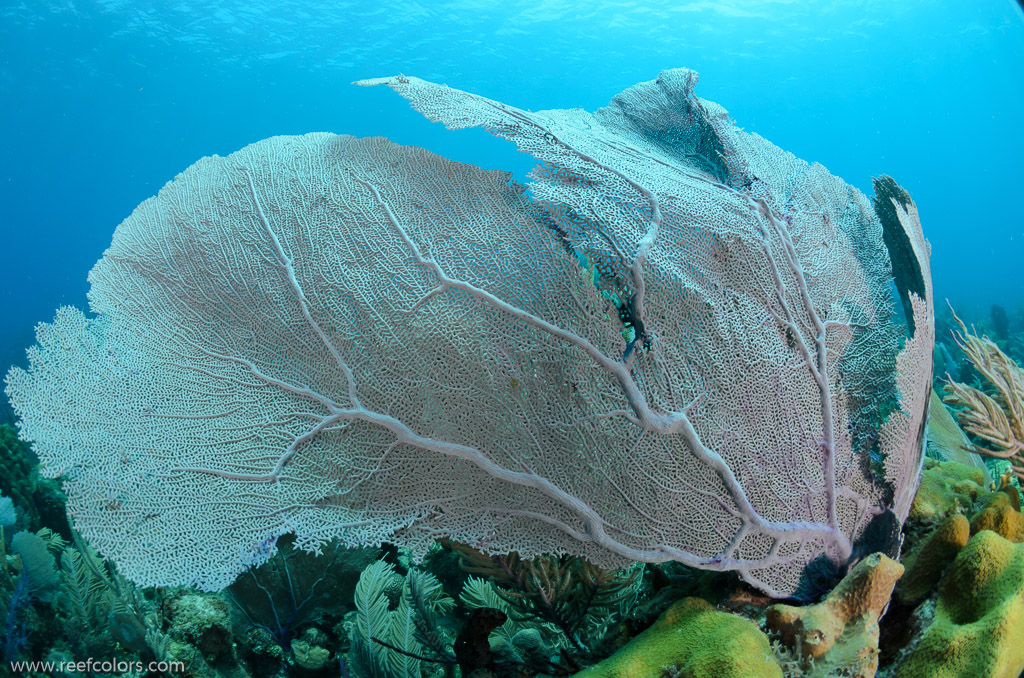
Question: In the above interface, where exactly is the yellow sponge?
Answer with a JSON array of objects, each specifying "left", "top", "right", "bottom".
[
  {"left": 897, "top": 530, "right": 1024, "bottom": 678},
  {"left": 897, "top": 513, "right": 970, "bottom": 604},
  {"left": 766, "top": 553, "right": 903, "bottom": 677},
  {"left": 910, "top": 460, "right": 991, "bottom": 524},
  {"left": 575, "top": 597, "right": 782, "bottom": 678},
  {"left": 970, "top": 491, "right": 1024, "bottom": 543}
]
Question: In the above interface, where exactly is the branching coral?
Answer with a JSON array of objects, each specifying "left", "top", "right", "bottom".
[
  {"left": 227, "top": 536, "right": 344, "bottom": 650},
  {"left": 58, "top": 528, "right": 169, "bottom": 661},
  {"left": 943, "top": 306, "right": 1024, "bottom": 479},
  {"left": 448, "top": 541, "right": 640, "bottom": 656},
  {"left": 350, "top": 559, "right": 459, "bottom": 678}
]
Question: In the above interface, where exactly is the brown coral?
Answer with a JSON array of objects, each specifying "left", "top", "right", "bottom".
[{"left": 766, "top": 553, "right": 903, "bottom": 677}]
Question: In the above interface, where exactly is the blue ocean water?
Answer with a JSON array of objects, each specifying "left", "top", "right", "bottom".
[{"left": 0, "top": 0, "right": 1021, "bottom": 404}]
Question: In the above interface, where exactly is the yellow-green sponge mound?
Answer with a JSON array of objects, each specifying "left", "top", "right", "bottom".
[
  {"left": 897, "top": 530, "right": 1024, "bottom": 678},
  {"left": 575, "top": 597, "right": 782, "bottom": 678},
  {"left": 910, "top": 459, "right": 992, "bottom": 524}
]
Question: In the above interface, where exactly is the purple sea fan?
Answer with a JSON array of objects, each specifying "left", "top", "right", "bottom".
[{"left": 4, "top": 69, "right": 932, "bottom": 599}]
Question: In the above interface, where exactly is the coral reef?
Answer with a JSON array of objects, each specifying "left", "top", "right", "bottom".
[
  {"left": 4, "top": 244, "right": 1024, "bottom": 677},
  {"left": 877, "top": 449, "right": 1024, "bottom": 675},
  {"left": 6, "top": 378, "right": 1007, "bottom": 678},
  {"left": 893, "top": 457, "right": 1006, "bottom": 609},
  {"left": 908, "top": 459, "right": 993, "bottom": 525},
  {"left": 227, "top": 535, "right": 378, "bottom": 650},
  {"left": 168, "top": 593, "right": 233, "bottom": 661},
  {"left": 1, "top": 364, "right": 1023, "bottom": 677},
  {"left": 969, "top": 489, "right": 1024, "bottom": 542},
  {"left": 448, "top": 542, "right": 642, "bottom": 657},
  {"left": 292, "top": 627, "right": 331, "bottom": 670},
  {"left": 349, "top": 559, "right": 458, "bottom": 678}
]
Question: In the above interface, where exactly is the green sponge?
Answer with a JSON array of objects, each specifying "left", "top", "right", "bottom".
[{"left": 575, "top": 597, "right": 782, "bottom": 678}]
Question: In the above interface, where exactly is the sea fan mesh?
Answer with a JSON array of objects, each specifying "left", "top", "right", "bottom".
[{"left": 6, "top": 69, "right": 932, "bottom": 597}]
